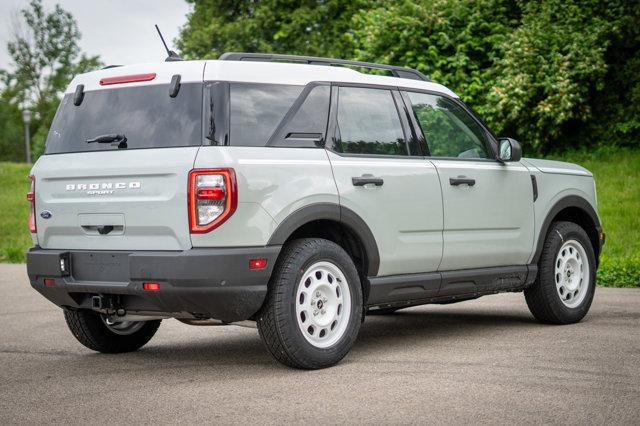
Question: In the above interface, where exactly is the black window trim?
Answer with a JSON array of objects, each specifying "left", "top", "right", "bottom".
[
  {"left": 393, "top": 90, "right": 428, "bottom": 157},
  {"left": 399, "top": 87, "right": 500, "bottom": 162},
  {"left": 206, "top": 81, "right": 230, "bottom": 146},
  {"left": 266, "top": 81, "right": 331, "bottom": 148},
  {"left": 326, "top": 82, "right": 414, "bottom": 159}
]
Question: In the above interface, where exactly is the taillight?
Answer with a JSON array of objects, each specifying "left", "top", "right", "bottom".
[
  {"left": 27, "top": 175, "right": 36, "bottom": 233},
  {"left": 188, "top": 168, "right": 237, "bottom": 233}
]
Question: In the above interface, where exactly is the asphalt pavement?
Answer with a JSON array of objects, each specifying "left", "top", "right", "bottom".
[{"left": 1, "top": 263, "right": 638, "bottom": 424}]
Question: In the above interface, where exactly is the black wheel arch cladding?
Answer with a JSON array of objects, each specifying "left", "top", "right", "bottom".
[
  {"left": 533, "top": 195, "right": 602, "bottom": 265},
  {"left": 267, "top": 203, "right": 380, "bottom": 276}
]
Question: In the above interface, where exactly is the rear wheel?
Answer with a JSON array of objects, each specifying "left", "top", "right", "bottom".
[
  {"left": 525, "top": 221, "right": 596, "bottom": 324},
  {"left": 257, "top": 238, "right": 363, "bottom": 369},
  {"left": 64, "top": 309, "right": 161, "bottom": 353}
]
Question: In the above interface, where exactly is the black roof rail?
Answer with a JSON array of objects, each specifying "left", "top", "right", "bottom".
[
  {"left": 102, "top": 65, "right": 123, "bottom": 70},
  {"left": 218, "top": 52, "right": 429, "bottom": 82}
]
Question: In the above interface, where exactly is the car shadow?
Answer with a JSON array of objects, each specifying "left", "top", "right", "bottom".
[
  {"left": 356, "top": 308, "right": 538, "bottom": 349},
  {"left": 74, "top": 307, "right": 539, "bottom": 371}
]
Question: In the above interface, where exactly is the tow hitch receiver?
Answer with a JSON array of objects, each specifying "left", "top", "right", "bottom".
[{"left": 90, "top": 295, "right": 125, "bottom": 316}]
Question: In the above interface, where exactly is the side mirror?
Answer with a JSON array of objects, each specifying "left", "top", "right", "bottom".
[{"left": 498, "top": 137, "right": 522, "bottom": 162}]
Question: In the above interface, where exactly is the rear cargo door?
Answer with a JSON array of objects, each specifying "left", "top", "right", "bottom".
[{"left": 32, "top": 66, "right": 205, "bottom": 250}]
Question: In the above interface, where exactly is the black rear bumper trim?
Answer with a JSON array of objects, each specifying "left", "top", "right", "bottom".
[{"left": 27, "top": 246, "right": 281, "bottom": 322}]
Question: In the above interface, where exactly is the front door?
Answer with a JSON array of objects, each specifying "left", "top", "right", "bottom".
[{"left": 402, "top": 90, "right": 535, "bottom": 271}]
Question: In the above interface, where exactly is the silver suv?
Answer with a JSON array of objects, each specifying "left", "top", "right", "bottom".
[{"left": 26, "top": 53, "right": 604, "bottom": 369}]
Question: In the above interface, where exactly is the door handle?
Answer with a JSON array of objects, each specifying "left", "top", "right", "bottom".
[
  {"left": 449, "top": 176, "right": 476, "bottom": 186},
  {"left": 352, "top": 175, "right": 384, "bottom": 187}
]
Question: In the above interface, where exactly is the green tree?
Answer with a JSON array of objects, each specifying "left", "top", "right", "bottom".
[
  {"left": 175, "top": 0, "right": 640, "bottom": 154},
  {"left": 485, "top": 0, "right": 620, "bottom": 153},
  {"left": 177, "top": 0, "right": 365, "bottom": 59},
  {"left": 586, "top": 1, "right": 640, "bottom": 149},
  {"left": 0, "top": 0, "right": 101, "bottom": 162},
  {"left": 349, "top": 0, "right": 519, "bottom": 121},
  {"left": 0, "top": 78, "right": 24, "bottom": 162},
  {"left": 350, "top": 0, "right": 636, "bottom": 154}
]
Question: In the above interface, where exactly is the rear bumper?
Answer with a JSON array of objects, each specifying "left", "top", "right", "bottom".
[{"left": 26, "top": 246, "right": 281, "bottom": 322}]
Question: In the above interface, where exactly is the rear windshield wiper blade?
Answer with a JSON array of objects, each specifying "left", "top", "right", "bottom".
[{"left": 85, "top": 134, "right": 127, "bottom": 148}]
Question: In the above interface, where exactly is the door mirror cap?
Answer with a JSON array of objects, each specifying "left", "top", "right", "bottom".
[{"left": 498, "top": 137, "right": 522, "bottom": 162}]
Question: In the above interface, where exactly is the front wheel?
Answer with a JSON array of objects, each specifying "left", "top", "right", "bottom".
[
  {"left": 257, "top": 238, "right": 363, "bottom": 369},
  {"left": 524, "top": 221, "right": 596, "bottom": 324},
  {"left": 64, "top": 309, "right": 161, "bottom": 353}
]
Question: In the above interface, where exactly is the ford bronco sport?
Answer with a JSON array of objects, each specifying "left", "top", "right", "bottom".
[{"left": 26, "top": 53, "right": 604, "bottom": 369}]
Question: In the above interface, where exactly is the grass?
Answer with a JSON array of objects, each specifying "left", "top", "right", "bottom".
[
  {"left": 1, "top": 148, "right": 638, "bottom": 286},
  {"left": 547, "top": 148, "right": 640, "bottom": 287},
  {"left": 0, "top": 162, "right": 33, "bottom": 263}
]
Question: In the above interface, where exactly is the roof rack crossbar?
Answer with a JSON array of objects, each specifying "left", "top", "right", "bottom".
[{"left": 218, "top": 52, "right": 429, "bottom": 82}]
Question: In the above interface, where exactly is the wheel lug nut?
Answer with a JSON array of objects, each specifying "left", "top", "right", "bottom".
[
  {"left": 321, "top": 309, "right": 326, "bottom": 315},
  {"left": 315, "top": 291, "right": 321, "bottom": 297},
  {"left": 323, "top": 297, "right": 327, "bottom": 303},
  {"left": 313, "top": 310, "right": 318, "bottom": 316}
]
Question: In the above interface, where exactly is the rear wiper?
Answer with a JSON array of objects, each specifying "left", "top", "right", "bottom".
[{"left": 85, "top": 134, "right": 127, "bottom": 149}]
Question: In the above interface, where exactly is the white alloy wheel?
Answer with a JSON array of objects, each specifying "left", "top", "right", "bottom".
[
  {"left": 554, "top": 239, "right": 590, "bottom": 308},
  {"left": 295, "top": 261, "right": 352, "bottom": 348}
]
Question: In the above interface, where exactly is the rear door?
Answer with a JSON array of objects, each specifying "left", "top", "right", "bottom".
[
  {"left": 32, "top": 68, "right": 204, "bottom": 251},
  {"left": 402, "top": 90, "right": 535, "bottom": 270},
  {"left": 326, "top": 84, "right": 443, "bottom": 277}
]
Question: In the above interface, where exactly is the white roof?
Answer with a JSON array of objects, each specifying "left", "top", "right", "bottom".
[
  {"left": 66, "top": 59, "right": 458, "bottom": 98},
  {"left": 65, "top": 60, "right": 206, "bottom": 94}
]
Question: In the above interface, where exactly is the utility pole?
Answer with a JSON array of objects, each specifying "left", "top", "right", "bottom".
[{"left": 22, "top": 109, "right": 32, "bottom": 163}]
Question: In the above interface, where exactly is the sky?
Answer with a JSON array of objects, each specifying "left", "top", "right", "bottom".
[{"left": 0, "top": 0, "right": 192, "bottom": 70}]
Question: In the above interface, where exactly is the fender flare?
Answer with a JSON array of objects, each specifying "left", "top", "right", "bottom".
[
  {"left": 267, "top": 203, "right": 380, "bottom": 276},
  {"left": 533, "top": 195, "right": 602, "bottom": 264}
]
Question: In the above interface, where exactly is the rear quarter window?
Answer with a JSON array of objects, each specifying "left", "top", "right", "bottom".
[
  {"left": 229, "top": 83, "right": 303, "bottom": 146},
  {"left": 45, "top": 83, "right": 203, "bottom": 154}
]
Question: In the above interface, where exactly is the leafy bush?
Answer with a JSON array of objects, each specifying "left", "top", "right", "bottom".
[
  {"left": 486, "top": 0, "right": 612, "bottom": 153},
  {"left": 349, "top": 0, "right": 516, "bottom": 115},
  {"left": 598, "top": 256, "right": 640, "bottom": 287},
  {"left": 347, "top": 0, "right": 639, "bottom": 155}
]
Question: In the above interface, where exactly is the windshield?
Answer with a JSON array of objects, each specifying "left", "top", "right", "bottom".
[{"left": 45, "top": 83, "right": 203, "bottom": 154}]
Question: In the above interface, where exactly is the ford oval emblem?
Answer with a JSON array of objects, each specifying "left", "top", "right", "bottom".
[{"left": 40, "top": 210, "right": 52, "bottom": 219}]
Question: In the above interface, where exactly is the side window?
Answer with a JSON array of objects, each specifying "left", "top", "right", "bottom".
[
  {"left": 229, "top": 83, "right": 302, "bottom": 146},
  {"left": 336, "top": 86, "right": 407, "bottom": 156},
  {"left": 406, "top": 92, "right": 490, "bottom": 159},
  {"left": 269, "top": 84, "right": 330, "bottom": 148}
]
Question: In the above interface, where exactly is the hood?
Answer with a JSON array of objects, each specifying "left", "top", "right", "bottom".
[{"left": 522, "top": 158, "right": 593, "bottom": 177}]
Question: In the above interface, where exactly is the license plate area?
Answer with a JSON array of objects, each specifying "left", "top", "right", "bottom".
[{"left": 71, "top": 251, "right": 130, "bottom": 282}]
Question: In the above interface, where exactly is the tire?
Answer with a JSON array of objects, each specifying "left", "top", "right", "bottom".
[
  {"left": 64, "top": 309, "right": 161, "bottom": 353},
  {"left": 524, "top": 221, "right": 596, "bottom": 324},
  {"left": 257, "top": 238, "right": 363, "bottom": 369}
]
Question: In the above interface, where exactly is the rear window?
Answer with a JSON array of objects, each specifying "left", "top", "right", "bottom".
[
  {"left": 229, "top": 83, "right": 303, "bottom": 146},
  {"left": 45, "top": 83, "right": 203, "bottom": 154}
]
